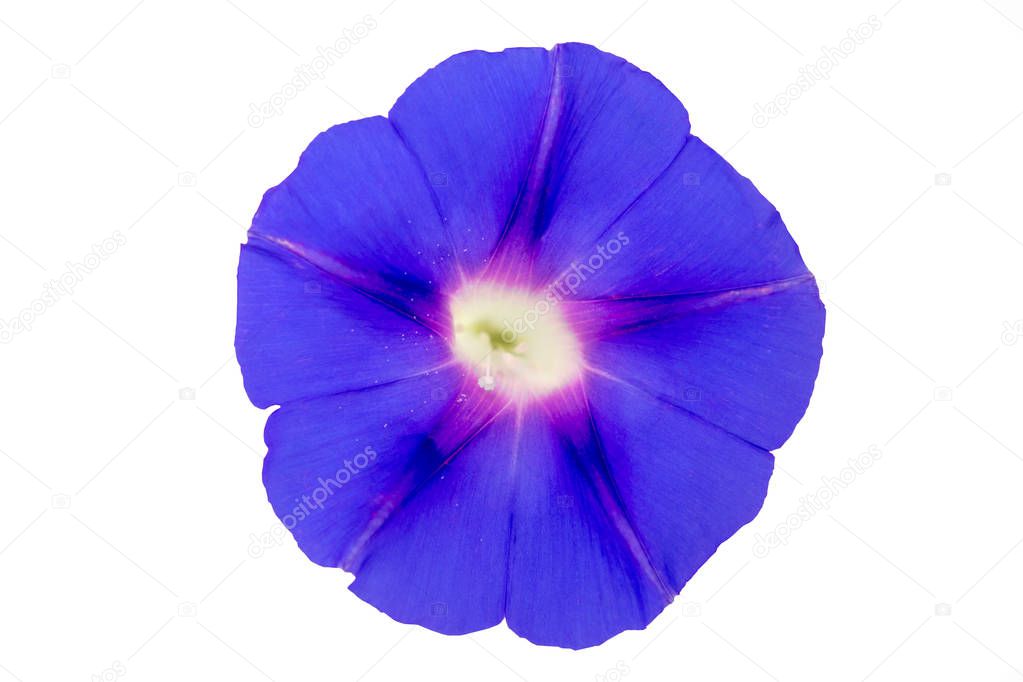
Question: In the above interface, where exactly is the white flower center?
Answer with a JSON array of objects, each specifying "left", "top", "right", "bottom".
[{"left": 449, "top": 283, "right": 581, "bottom": 398}]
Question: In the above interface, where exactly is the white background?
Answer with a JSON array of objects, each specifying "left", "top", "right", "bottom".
[{"left": 1, "top": 0, "right": 1022, "bottom": 680}]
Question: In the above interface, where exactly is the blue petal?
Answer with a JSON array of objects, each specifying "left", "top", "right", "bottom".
[
  {"left": 585, "top": 374, "right": 775, "bottom": 595},
  {"left": 236, "top": 244, "right": 451, "bottom": 407},
  {"left": 249, "top": 116, "right": 457, "bottom": 306},
  {"left": 524, "top": 43, "right": 690, "bottom": 283},
  {"left": 583, "top": 279, "right": 825, "bottom": 450},
  {"left": 503, "top": 403, "right": 669, "bottom": 648},
  {"left": 389, "top": 47, "right": 553, "bottom": 273},
  {"left": 347, "top": 409, "right": 519, "bottom": 635},
  {"left": 347, "top": 400, "right": 692, "bottom": 649},
  {"left": 551, "top": 136, "right": 810, "bottom": 298},
  {"left": 497, "top": 373, "right": 775, "bottom": 648},
  {"left": 388, "top": 43, "right": 690, "bottom": 290},
  {"left": 262, "top": 366, "right": 463, "bottom": 566}
]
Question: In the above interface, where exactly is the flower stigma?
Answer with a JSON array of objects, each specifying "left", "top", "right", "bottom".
[{"left": 449, "top": 283, "right": 581, "bottom": 399}]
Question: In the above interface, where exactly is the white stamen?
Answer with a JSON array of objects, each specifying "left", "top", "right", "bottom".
[
  {"left": 450, "top": 283, "right": 581, "bottom": 399},
  {"left": 478, "top": 357, "right": 495, "bottom": 391}
]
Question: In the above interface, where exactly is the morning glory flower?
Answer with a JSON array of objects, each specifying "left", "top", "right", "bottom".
[{"left": 236, "top": 42, "right": 824, "bottom": 649}]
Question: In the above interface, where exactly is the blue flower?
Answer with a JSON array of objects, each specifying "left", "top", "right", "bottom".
[{"left": 236, "top": 42, "right": 824, "bottom": 649}]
